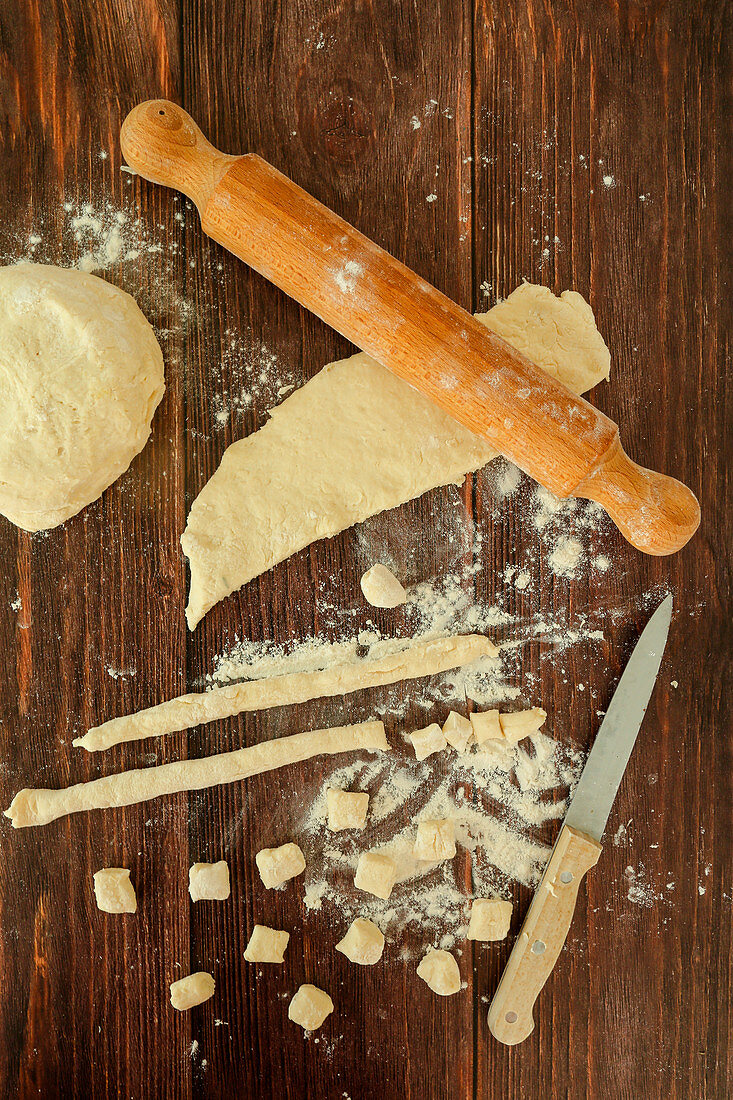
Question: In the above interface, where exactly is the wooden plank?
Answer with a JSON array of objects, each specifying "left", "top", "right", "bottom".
[
  {"left": 179, "top": 1, "right": 475, "bottom": 1095},
  {"left": 471, "top": 2, "right": 730, "bottom": 1098},
  {"left": 0, "top": 2, "right": 188, "bottom": 1098}
]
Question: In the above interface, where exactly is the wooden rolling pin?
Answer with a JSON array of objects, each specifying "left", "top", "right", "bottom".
[{"left": 121, "top": 100, "right": 700, "bottom": 555}]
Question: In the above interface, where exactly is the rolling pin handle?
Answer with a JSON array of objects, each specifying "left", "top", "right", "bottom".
[
  {"left": 120, "top": 100, "right": 236, "bottom": 212},
  {"left": 575, "top": 439, "right": 700, "bottom": 555}
]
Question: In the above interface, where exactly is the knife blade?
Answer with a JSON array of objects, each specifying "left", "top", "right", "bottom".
[{"left": 487, "top": 594, "right": 673, "bottom": 1045}]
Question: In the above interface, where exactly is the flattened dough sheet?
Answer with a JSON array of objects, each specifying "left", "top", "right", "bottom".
[
  {"left": 76, "top": 634, "right": 495, "bottom": 752},
  {"left": 182, "top": 284, "right": 611, "bottom": 627},
  {"left": 6, "top": 721, "right": 389, "bottom": 828}
]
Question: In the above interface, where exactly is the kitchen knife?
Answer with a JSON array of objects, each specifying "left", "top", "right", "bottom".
[{"left": 488, "top": 594, "right": 674, "bottom": 1045}]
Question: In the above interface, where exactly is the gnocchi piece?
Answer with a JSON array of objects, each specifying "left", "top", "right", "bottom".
[
  {"left": 326, "top": 788, "right": 369, "bottom": 831},
  {"left": 442, "top": 710, "right": 473, "bottom": 752},
  {"left": 409, "top": 723, "right": 447, "bottom": 761},
  {"left": 354, "top": 850, "right": 397, "bottom": 900},
  {"left": 416, "top": 949, "right": 461, "bottom": 996},
  {"left": 467, "top": 898, "right": 513, "bottom": 941},
  {"left": 413, "top": 819, "right": 456, "bottom": 862},
  {"left": 244, "top": 924, "right": 290, "bottom": 963},
  {"left": 93, "top": 868, "right": 137, "bottom": 914},
  {"left": 169, "top": 971, "right": 215, "bottom": 1011},
  {"left": 255, "top": 843, "right": 306, "bottom": 889},
  {"left": 499, "top": 707, "right": 547, "bottom": 744},
  {"left": 188, "top": 860, "right": 230, "bottom": 901},
  {"left": 335, "top": 917, "right": 385, "bottom": 965},
  {"left": 360, "top": 564, "right": 407, "bottom": 608},
  {"left": 469, "top": 709, "right": 502, "bottom": 745},
  {"left": 288, "top": 984, "right": 334, "bottom": 1032}
]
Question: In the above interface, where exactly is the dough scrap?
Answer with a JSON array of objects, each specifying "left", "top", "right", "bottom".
[
  {"left": 467, "top": 898, "right": 513, "bottom": 941},
  {"left": 360, "top": 564, "right": 407, "bottom": 608},
  {"left": 169, "top": 971, "right": 215, "bottom": 1011},
  {"left": 244, "top": 925, "right": 290, "bottom": 963},
  {"left": 416, "top": 949, "right": 461, "bottom": 996},
  {"left": 499, "top": 707, "right": 547, "bottom": 743},
  {"left": 93, "top": 867, "right": 137, "bottom": 914},
  {"left": 0, "top": 263, "right": 164, "bottom": 531},
  {"left": 75, "top": 634, "right": 494, "bottom": 752},
  {"left": 354, "top": 851, "right": 397, "bottom": 900},
  {"left": 409, "top": 722, "right": 447, "bottom": 761},
  {"left": 443, "top": 710, "right": 473, "bottom": 752},
  {"left": 335, "top": 917, "right": 384, "bottom": 965},
  {"left": 288, "top": 984, "right": 334, "bottom": 1032},
  {"left": 326, "top": 788, "right": 369, "bottom": 831},
  {"left": 182, "top": 283, "right": 611, "bottom": 627},
  {"left": 469, "top": 709, "right": 502, "bottom": 745},
  {"left": 188, "top": 860, "right": 230, "bottom": 901},
  {"left": 413, "top": 819, "right": 456, "bottom": 862},
  {"left": 5, "top": 721, "right": 388, "bottom": 828},
  {"left": 255, "top": 843, "right": 306, "bottom": 889}
]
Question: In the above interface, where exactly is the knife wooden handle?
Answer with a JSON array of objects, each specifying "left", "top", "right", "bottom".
[
  {"left": 120, "top": 99, "right": 700, "bottom": 556},
  {"left": 488, "top": 825, "right": 602, "bottom": 1046}
]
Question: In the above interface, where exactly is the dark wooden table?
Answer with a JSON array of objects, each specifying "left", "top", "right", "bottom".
[{"left": 0, "top": 1, "right": 730, "bottom": 1097}]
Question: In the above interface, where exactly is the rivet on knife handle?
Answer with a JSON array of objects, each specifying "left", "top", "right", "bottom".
[
  {"left": 488, "top": 825, "right": 601, "bottom": 1046},
  {"left": 120, "top": 99, "right": 700, "bottom": 556}
]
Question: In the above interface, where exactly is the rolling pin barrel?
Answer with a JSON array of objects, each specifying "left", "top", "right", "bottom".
[{"left": 121, "top": 100, "right": 700, "bottom": 556}]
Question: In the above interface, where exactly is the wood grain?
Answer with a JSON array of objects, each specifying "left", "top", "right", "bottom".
[{"left": 0, "top": 0, "right": 730, "bottom": 1098}]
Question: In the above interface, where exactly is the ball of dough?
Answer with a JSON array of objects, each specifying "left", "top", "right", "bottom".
[{"left": 0, "top": 263, "right": 165, "bottom": 531}]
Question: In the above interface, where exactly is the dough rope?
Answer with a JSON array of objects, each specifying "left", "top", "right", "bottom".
[
  {"left": 5, "top": 721, "right": 389, "bottom": 829},
  {"left": 75, "top": 633, "right": 495, "bottom": 752}
]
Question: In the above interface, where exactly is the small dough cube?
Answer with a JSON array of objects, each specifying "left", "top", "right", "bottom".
[
  {"left": 360, "top": 564, "right": 407, "bottom": 608},
  {"left": 467, "top": 898, "right": 513, "bottom": 941},
  {"left": 188, "top": 860, "right": 230, "bottom": 901},
  {"left": 326, "top": 788, "right": 369, "bottom": 831},
  {"left": 442, "top": 710, "right": 473, "bottom": 752},
  {"left": 470, "top": 709, "right": 502, "bottom": 745},
  {"left": 93, "top": 868, "right": 137, "bottom": 914},
  {"left": 416, "top": 949, "right": 461, "bottom": 996},
  {"left": 256, "top": 843, "right": 306, "bottom": 889},
  {"left": 335, "top": 917, "right": 385, "bottom": 965},
  {"left": 413, "top": 819, "right": 456, "bottom": 862},
  {"left": 244, "top": 924, "right": 290, "bottom": 963},
  {"left": 409, "top": 723, "right": 447, "bottom": 761},
  {"left": 288, "top": 984, "right": 334, "bottom": 1032},
  {"left": 169, "top": 971, "right": 215, "bottom": 1011},
  {"left": 499, "top": 707, "right": 547, "bottom": 744},
  {"left": 354, "top": 851, "right": 397, "bottom": 900}
]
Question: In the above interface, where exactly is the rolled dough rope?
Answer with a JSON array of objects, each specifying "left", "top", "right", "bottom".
[
  {"left": 74, "top": 634, "right": 495, "bottom": 753},
  {"left": 4, "top": 721, "right": 388, "bottom": 829}
]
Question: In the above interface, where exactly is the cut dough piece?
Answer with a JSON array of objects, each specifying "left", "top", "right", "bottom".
[
  {"left": 326, "top": 788, "right": 369, "bottom": 831},
  {"left": 409, "top": 723, "right": 447, "bottom": 761},
  {"left": 182, "top": 284, "right": 611, "bottom": 627},
  {"left": 335, "top": 917, "right": 385, "bottom": 965},
  {"left": 93, "top": 868, "right": 137, "bottom": 914},
  {"left": 0, "top": 263, "right": 164, "bottom": 531},
  {"left": 188, "top": 860, "right": 230, "bottom": 901},
  {"left": 443, "top": 711, "right": 473, "bottom": 752},
  {"left": 499, "top": 708, "right": 547, "bottom": 744},
  {"left": 76, "top": 634, "right": 494, "bottom": 752},
  {"left": 244, "top": 925, "right": 290, "bottom": 963},
  {"left": 470, "top": 709, "right": 502, "bottom": 745},
  {"left": 256, "top": 843, "right": 306, "bottom": 889},
  {"left": 467, "top": 898, "right": 513, "bottom": 941},
  {"left": 360, "top": 564, "right": 407, "bottom": 608},
  {"left": 5, "top": 721, "right": 388, "bottom": 828},
  {"left": 169, "top": 971, "right": 215, "bottom": 1011},
  {"left": 354, "top": 851, "right": 397, "bottom": 900},
  {"left": 416, "top": 949, "right": 461, "bottom": 996},
  {"left": 288, "top": 984, "right": 334, "bottom": 1032},
  {"left": 413, "top": 819, "right": 456, "bottom": 862}
]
